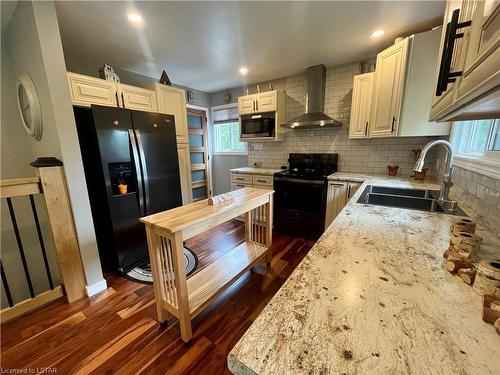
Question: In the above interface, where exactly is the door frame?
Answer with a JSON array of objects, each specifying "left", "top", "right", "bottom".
[{"left": 186, "top": 104, "right": 213, "bottom": 199}]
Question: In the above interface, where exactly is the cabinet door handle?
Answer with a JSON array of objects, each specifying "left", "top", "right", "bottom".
[
  {"left": 391, "top": 116, "right": 396, "bottom": 133},
  {"left": 121, "top": 92, "right": 125, "bottom": 108},
  {"left": 364, "top": 122, "right": 368, "bottom": 136},
  {"left": 255, "top": 99, "right": 258, "bottom": 112},
  {"left": 115, "top": 92, "right": 120, "bottom": 107}
]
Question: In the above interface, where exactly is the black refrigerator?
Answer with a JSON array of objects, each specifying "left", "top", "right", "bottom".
[{"left": 75, "top": 105, "right": 182, "bottom": 271}]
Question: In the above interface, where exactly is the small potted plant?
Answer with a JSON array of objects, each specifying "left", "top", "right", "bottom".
[{"left": 387, "top": 165, "right": 399, "bottom": 176}]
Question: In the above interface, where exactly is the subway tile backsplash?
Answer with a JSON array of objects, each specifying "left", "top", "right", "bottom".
[
  {"left": 248, "top": 61, "right": 442, "bottom": 177},
  {"left": 450, "top": 166, "right": 500, "bottom": 234}
]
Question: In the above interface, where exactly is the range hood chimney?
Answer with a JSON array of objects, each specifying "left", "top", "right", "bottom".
[{"left": 282, "top": 64, "right": 342, "bottom": 129}]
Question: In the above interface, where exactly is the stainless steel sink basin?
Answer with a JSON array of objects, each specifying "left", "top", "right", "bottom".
[{"left": 357, "top": 185, "right": 467, "bottom": 216}]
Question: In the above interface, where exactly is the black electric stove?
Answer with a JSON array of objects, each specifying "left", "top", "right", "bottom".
[{"left": 273, "top": 153, "right": 338, "bottom": 240}]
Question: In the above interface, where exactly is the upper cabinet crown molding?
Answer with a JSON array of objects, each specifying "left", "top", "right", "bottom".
[
  {"left": 430, "top": 0, "right": 500, "bottom": 122},
  {"left": 350, "top": 28, "right": 450, "bottom": 139}
]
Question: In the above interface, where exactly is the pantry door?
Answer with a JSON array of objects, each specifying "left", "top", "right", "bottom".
[{"left": 187, "top": 108, "right": 211, "bottom": 201}]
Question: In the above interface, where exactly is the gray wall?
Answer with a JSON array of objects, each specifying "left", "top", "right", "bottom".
[
  {"left": 212, "top": 155, "right": 248, "bottom": 195},
  {"left": 1, "top": 1, "right": 104, "bottom": 305}
]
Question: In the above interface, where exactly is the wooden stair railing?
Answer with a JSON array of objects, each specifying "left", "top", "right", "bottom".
[{"left": 1, "top": 157, "right": 87, "bottom": 323}]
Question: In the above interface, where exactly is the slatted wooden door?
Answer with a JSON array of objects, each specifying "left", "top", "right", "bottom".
[{"left": 187, "top": 108, "right": 211, "bottom": 201}]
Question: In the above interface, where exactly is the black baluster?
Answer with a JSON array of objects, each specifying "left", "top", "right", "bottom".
[
  {"left": 29, "top": 195, "right": 54, "bottom": 290},
  {"left": 6, "top": 197, "right": 35, "bottom": 298},
  {"left": 0, "top": 260, "right": 14, "bottom": 307}
]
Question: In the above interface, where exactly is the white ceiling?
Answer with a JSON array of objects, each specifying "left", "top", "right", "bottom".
[{"left": 56, "top": 1, "right": 445, "bottom": 93}]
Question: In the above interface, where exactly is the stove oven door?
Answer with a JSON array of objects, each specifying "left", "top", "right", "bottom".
[{"left": 273, "top": 177, "right": 327, "bottom": 240}]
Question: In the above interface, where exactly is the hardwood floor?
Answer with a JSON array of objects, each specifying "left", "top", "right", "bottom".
[{"left": 1, "top": 220, "right": 315, "bottom": 374}]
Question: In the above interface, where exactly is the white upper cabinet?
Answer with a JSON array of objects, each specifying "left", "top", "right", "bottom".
[
  {"left": 369, "top": 38, "right": 409, "bottom": 138},
  {"left": 68, "top": 72, "right": 157, "bottom": 113},
  {"left": 237, "top": 91, "right": 278, "bottom": 115},
  {"left": 349, "top": 72, "right": 374, "bottom": 138},
  {"left": 238, "top": 94, "right": 257, "bottom": 115},
  {"left": 349, "top": 28, "right": 450, "bottom": 139},
  {"left": 430, "top": 0, "right": 500, "bottom": 121},
  {"left": 155, "top": 83, "right": 189, "bottom": 144},
  {"left": 117, "top": 83, "right": 157, "bottom": 112},
  {"left": 255, "top": 91, "right": 278, "bottom": 112},
  {"left": 67, "top": 72, "right": 119, "bottom": 108},
  {"left": 399, "top": 29, "right": 451, "bottom": 136}
]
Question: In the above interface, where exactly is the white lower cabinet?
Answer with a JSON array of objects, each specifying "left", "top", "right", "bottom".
[
  {"left": 325, "top": 181, "right": 362, "bottom": 228},
  {"left": 230, "top": 172, "right": 273, "bottom": 191}
]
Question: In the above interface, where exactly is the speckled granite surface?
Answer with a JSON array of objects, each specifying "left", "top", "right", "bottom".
[
  {"left": 231, "top": 167, "right": 283, "bottom": 175},
  {"left": 228, "top": 175, "right": 500, "bottom": 375}
]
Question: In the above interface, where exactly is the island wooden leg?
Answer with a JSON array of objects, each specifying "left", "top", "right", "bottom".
[
  {"left": 245, "top": 210, "right": 252, "bottom": 242},
  {"left": 145, "top": 226, "right": 169, "bottom": 323},
  {"left": 265, "top": 199, "right": 273, "bottom": 267},
  {"left": 171, "top": 232, "right": 192, "bottom": 343}
]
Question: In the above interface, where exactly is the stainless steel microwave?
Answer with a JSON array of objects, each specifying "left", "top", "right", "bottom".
[{"left": 240, "top": 112, "right": 276, "bottom": 138}]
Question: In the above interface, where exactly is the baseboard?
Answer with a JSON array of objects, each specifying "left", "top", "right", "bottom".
[{"left": 85, "top": 279, "right": 108, "bottom": 297}]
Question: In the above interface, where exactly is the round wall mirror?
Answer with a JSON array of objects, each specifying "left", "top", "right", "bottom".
[{"left": 16, "top": 73, "right": 42, "bottom": 141}]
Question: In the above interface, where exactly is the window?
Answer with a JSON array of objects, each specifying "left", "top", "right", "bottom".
[
  {"left": 211, "top": 105, "right": 247, "bottom": 155},
  {"left": 213, "top": 121, "right": 247, "bottom": 154},
  {"left": 450, "top": 119, "right": 500, "bottom": 178}
]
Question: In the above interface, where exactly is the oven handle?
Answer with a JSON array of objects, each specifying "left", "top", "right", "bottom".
[{"left": 274, "top": 177, "right": 325, "bottom": 185}]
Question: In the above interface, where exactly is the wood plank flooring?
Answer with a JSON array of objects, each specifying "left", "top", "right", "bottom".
[{"left": 1, "top": 220, "right": 314, "bottom": 374}]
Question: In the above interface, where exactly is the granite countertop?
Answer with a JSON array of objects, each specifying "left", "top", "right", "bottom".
[
  {"left": 231, "top": 167, "right": 283, "bottom": 176},
  {"left": 228, "top": 175, "right": 500, "bottom": 375}
]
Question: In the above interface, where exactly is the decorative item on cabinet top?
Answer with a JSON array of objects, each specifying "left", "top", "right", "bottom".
[
  {"left": 99, "top": 64, "right": 120, "bottom": 83},
  {"left": 159, "top": 70, "right": 172, "bottom": 86}
]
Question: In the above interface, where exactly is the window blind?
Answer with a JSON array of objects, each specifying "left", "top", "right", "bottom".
[{"left": 212, "top": 106, "right": 238, "bottom": 124}]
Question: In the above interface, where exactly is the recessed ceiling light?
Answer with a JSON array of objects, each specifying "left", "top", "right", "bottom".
[
  {"left": 128, "top": 13, "right": 143, "bottom": 25},
  {"left": 371, "top": 30, "right": 384, "bottom": 38},
  {"left": 239, "top": 67, "right": 248, "bottom": 76}
]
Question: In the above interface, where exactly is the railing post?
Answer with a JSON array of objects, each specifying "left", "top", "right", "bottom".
[{"left": 31, "top": 157, "right": 87, "bottom": 302}]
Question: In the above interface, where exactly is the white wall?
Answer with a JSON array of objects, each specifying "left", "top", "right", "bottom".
[{"left": 1, "top": 1, "right": 105, "bottom": 301}]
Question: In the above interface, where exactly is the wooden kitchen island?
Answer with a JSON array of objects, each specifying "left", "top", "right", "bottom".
[{"left": 140, "top": 187, "right": 274, "bottom": 342}]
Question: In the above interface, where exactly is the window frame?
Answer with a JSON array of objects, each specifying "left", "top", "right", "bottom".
[
  {"left": 450, "top": 119, "right": 500, "bottom": 179},
  {"left": 211, "top": 104, "right": 248, "bottom": 156}
]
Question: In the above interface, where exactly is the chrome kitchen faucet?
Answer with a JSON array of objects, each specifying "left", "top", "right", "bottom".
[{"left": 414, "top": 140, "right": 455, "bottom": 203}]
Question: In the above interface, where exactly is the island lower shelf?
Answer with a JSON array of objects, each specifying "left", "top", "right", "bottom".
[{"left": 186, "top": 241, "right": 268, "bottom": 318}]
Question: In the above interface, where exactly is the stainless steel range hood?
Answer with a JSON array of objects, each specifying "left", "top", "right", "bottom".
[{"left": 282, "top": 64, "right": 343, "bottom": 129}]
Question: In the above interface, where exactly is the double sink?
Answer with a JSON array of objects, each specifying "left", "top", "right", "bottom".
[{"left": 357, "top": 185, "right": 466, "bottom": 216}]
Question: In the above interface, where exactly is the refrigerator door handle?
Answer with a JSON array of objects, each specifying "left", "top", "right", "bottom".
[
  {"left": 134, "top": 129, "right": 150, "bottom": 214},
  {"left": 128, "top": 129, "right": 145, "bottom": 216}
]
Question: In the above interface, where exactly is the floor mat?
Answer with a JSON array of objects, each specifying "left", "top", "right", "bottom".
[{"left": 124, "top": 246, "right": 198, "bottom": 284}]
